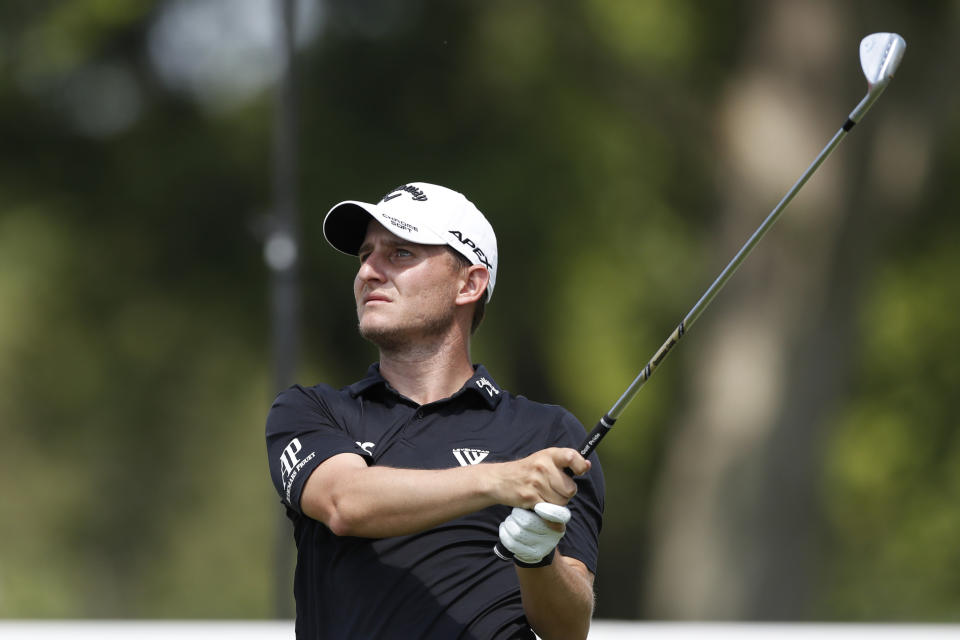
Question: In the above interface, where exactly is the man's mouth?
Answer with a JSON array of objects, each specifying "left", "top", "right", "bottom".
[{"left": 362, "top": 293, "right": 391, "bottom": 305}]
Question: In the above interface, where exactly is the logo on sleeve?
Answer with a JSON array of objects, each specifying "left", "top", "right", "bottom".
[
  {"left": 279, "top": 437, "right": 316, "bottom": 504},
  {"left": 453, "top": 448, "right": 490, "bottom": 466},
  {"left": 280, "top": 438, "right": 303, "bottom": 482}
]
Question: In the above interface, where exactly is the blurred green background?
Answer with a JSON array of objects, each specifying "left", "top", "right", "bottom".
[{"left": 1, "top": 0, "right": 958, "bottom": 622}]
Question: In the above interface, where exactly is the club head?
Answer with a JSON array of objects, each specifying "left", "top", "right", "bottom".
[{"left": 860, "top": 33, "right": 906, "bottom": 93}]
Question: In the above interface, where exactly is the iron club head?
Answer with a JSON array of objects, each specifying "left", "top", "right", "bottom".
[
  {"left": 860, "top": 32, "right": 906, "bottom": 93},
  {"left": 847, "top": 32, "right": 906, "bottom": 124}
]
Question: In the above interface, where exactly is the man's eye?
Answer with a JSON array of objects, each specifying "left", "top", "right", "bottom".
[{"left": 395, "top": 248, "right": 412, "bottom": 258}]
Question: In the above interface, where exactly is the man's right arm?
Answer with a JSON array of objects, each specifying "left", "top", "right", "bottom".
[{"left": 301, "top": 448, "right": 591, "bottom": 538}]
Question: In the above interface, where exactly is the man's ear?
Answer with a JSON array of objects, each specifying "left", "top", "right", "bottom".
[{"left": 456, "top": 265, "right": 489, "bottom": 306}]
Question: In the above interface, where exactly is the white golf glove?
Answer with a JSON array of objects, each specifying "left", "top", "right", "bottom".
[{"left": 498, "top": 502, "right": 571, "bottom": 566}]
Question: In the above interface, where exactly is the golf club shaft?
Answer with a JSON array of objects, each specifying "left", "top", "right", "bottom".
[
  {"left": 495, "top": 30, "right": 902, "bottom": 560},
  {"left": 493, "top": 120, "right": 851, "bottom": 566},
  {"left": 576, "top": 37, "right": 902, "bottom": 460},
  {"left": 576, "top": 111, "right": 872, "bottom": 459}
]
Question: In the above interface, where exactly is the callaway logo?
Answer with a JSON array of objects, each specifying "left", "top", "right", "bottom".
[
  {"left": 449, "top": 230, "right": 493, "bottom": 269},
  {"left": 381, "top": 184, "right": 428, "bottom": 203},
  {"left": 475, "top": 377, "right": 500, "bottom": 397},
  {"left": 453, "top": 448, "right": 490, "bottom": 466}
]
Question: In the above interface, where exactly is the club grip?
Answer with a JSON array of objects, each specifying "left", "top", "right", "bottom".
[
  {"left": 493, "top": 415, "right": 615, "bottom": 562},
  {"left": 578, "top": 414, "right": 615, "bottom": 459}
]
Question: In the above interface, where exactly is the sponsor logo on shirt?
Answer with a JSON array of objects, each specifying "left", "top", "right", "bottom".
[
  {"left": 452, "top": 448, "right": 490, "bottom": 466},
  {"left": 280, "top": 437, "right": 316, "bottom": 505},
  {"left": 356, "top": 441, "right": 375, "bottom": 454},
  {"left": 475, "top": 377, "right": 499, "bottom": 397}
]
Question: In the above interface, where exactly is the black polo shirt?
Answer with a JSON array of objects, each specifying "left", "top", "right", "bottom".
[{"left": 266, "top": 364, "right": 605, "bottom": 640}]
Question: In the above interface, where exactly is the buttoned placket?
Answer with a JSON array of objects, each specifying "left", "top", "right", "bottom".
[{"left": 373, "top": 401, "right": 431, "bottom": 460}]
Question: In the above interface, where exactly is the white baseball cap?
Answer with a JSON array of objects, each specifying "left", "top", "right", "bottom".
[{"left": 323, "top": 182, "right": 498, "bottom": 301}]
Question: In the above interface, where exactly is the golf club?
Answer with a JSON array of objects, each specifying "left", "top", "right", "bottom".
[{"left": 494, "top": 32, "right": 905, "bottom": 563}]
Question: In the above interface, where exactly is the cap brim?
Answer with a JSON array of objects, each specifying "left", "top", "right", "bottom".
[
  {"left": 323, "top": 201, "right": 376, "bottom": 256},
  {"left": 323, "top": 199, "right": 448, "bottom": 255}
]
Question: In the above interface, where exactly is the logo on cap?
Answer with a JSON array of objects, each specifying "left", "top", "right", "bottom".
[
  {"left": 449, "top": 230, "right": 493, "bottom": 270},
  {"left": 381, "top": 184, "right": 428, "bottom": 203}
]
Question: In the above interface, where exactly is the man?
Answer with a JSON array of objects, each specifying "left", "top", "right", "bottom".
[{"left": 266, "top": 182, "right": 604, "bottom": 639}]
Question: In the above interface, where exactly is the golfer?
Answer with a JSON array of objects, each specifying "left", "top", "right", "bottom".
[{"left": 266, "top": 182, "right": 604, "bottom": 639}]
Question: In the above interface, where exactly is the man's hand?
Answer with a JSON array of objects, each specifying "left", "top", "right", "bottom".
[
  {"left": 490, "top": 448, "right": 591, "bottom": 509},
  {"left": 498, "top": 502, "right": 571, "bottom": 564}
]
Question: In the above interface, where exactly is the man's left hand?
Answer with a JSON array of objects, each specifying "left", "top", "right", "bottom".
[{"left": 498, "top": 502, "right": 571, "bottom": 565}]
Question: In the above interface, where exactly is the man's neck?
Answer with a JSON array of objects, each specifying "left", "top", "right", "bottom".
[{"left": 377, "top": 336, "right": 475, "bottom": 406}]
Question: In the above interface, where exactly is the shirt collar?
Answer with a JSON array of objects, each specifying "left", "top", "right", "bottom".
[
  {"left": 346, "top": 363, "right": 388, "bottom": 397},
  {"left": 464, "top": 364, "right": 503, "bottom": 408},
  {"left": 347, "top": 363, "right": 503, "bottom": 409}
]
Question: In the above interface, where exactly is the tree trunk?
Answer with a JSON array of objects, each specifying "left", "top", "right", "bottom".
[{"left": 643, "top": 1, "right": 860, "bottom": 618}]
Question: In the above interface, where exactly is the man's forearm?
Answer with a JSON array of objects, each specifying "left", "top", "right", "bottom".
[
  {"left": 303, "top": 459, "right": 497, "bottom": 537},
  {"left": 301, "top": 448, "right": 587, "bottom": 538},
  {"left": 518, "top": 553, "right": 595, "bottom": 640}
]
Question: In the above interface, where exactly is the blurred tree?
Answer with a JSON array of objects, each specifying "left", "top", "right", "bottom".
[
  {"left": 644, "top": 0, "right": 867, "bottom": 618},
  {"left": 0, "top": 0, "right": 276, "bottom": 616},
  {"left": 643, "top": 0, "right": 959, "bottom": 621}
]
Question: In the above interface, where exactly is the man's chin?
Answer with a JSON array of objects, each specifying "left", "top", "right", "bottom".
[
  {"left": 358, "top": 314, "right": 454, "bottom": 353},
  {"left": 358, "top": 322, "right": 408, "bottom": 352}
]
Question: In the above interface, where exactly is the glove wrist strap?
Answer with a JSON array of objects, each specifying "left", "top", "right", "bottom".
[{"left": 514, "top": 547, "right": 555, "bottom": 568}]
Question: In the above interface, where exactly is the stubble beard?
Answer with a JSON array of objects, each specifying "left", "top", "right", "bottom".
[{"left": 358, "top": 304, "right": 457, "bottom": 356}]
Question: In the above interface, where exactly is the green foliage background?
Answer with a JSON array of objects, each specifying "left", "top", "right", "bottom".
[{"left": 0, "top": 0, "right": 957, "bottom": 621}]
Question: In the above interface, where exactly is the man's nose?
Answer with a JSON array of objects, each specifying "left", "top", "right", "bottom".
[{"left": 356, "top": 251, "right": 385, "bottom": 283}]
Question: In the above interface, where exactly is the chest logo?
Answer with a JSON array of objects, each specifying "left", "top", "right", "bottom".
[
  {"left": 453, "top": 448, "right": 490, "bottom": 466},
  {"left": 356, "top": 441, "right": 375, "bottom": 454}
]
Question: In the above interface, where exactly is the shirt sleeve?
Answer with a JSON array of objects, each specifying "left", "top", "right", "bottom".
[
  {"left": 265, "top": 384, "right": 372, "bottom": 515},
  {"left": 552, "top": 409, "right": 605, "bottom": 575}
]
